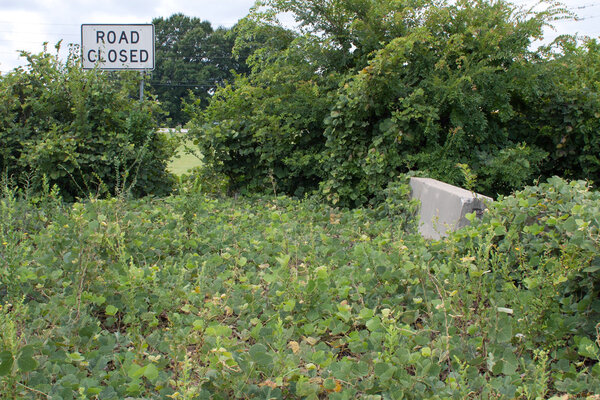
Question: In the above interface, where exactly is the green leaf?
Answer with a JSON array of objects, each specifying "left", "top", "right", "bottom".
[
  {"left": 592, "top": 362, "right": 600, "bottom": 377},
  {"left": 205, "top": 323, "right": 232, "bottom": 337},
  {"left": 249, "top": 344, "right": 273, "bottom": 367},
  {"left": 518, "top": 198, "right": 529, "bottom": 208},
  {"left": 420, "top": 347, "right": 432, "bottom": 358},
  {"left": 276, "top": 254, "right": 290, "bottom": 268},
  {"left": 374, "top": 362, "right": 396, "bottom": 382},
  {"left": 323, "top": 377, "right": 337, "bottom": 390},
  {"left": 501, "top": 351, "right": 518, "bottom": 376},
  {"left": 87, "top": 387, "right": 102, "bottom": 395},
  {"left": 491, "top": 360, "right": 503, "bottom": 375},
  {"left": 283, "top": 299, "right": 296, "bottom": 312},
  {"left": 366, "top": 317, "right": 383, "bottom": 332},
  {"left": 92, "top": 295, "right": 106, "bottom": 306},
  {"left": 497, "top": 320, "right": 512, "bottom": 343},
  {"left": 358, "top": 308, "right": 374, "bottom": 320},
  {"left": 583, "top": 261, "right": 600, "bottom": 273},
  {"left": 296, "top": 376, "right": 319, "bottom": 397},
  {"left": 192, "top": 319, "right": 204, "bottom": 331},
  {"left": 0, "top": 351, "right": 13, "bottom": 376},
  {"left": 88, "top": 220, "right": 100, "bottom": 231},
  {"left": 67, "top": 352, "right": 85, "bottom": 362},
  {"left": 17, "top": 346, "right": 38, "bottom": 372},
  {"left": 465, "top": 212, "right": 477, "bottom": 223},
  {"left": 577, "top": 336, "right": 599, "bottom": 359},
  {"left": 144, "top": 363, "right": 159, "bottom": 381},
  {"left": 128, "top": 363, "right": 144, "bottom": 379},
  {"left": 105, "top": 305, "right": 118, "bottom": 316},
  {"left": 522, "top": 277, "right": 539, "bottom": 290}
]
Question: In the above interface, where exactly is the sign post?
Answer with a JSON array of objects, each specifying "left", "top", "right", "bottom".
[
  {"left": 81, "top": 24, "right": 155, "bottom": 101},
  {"left": 140, "top": 71, "right": 145, "bottom": 102}
]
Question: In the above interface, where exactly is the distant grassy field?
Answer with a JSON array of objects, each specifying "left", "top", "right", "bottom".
[
  {"left": 161, "top": 128, "right": 204, "bottom": 176},
  {"left": 167, "top": 140, "right": 203, "bottom": 175}
]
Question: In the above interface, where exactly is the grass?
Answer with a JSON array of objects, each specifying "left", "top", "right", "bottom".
[
  {"left": 160, "top": 127, "right": 203, "bottom": 175},
  {"left": 167, "top": 140, "right": 204, "bottom": 175}
]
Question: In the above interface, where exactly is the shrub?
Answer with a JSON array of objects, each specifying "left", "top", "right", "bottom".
[
  {"left": 440, "top": 177, "right": 600, "bottom": 392},
  {"left": 320, "top": 1, "right": 553, "bottom": 206},
  {"left": 0, "top": 44, "right": 176, "bottom": 200},
  {"left": 487, "top": 177, "right": 600, "bottom": 338},
  {"left": 425, "top": 176, "right": 600, "bottom": 396},
  {"left": 187, "top": 25, "right": 336, "bottom": 198},
  {"left": 518, "top": 37, "right": 600, "bottom": 186}
]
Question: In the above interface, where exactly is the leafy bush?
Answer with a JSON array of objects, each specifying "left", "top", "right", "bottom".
[
  {"left": 175, "top": 165, "right": 231, "bottom": 197},
  {"left": 436, "top": 176, "right": 600, "bottom": 395},
  {"left": 319, "top": 0, "right": 554, "bottom": 206},
  {"left": 517, "top": 37, "right": 600, "bottom": 185},
  {"left": 480, "top": 177, "right": 599, "bottom": 339},
  {"left": 0, "top": 44, "right": 176, "bottom": 200},
  {"left": 188, "top": 22, "right": 336, "bottom": 198}
]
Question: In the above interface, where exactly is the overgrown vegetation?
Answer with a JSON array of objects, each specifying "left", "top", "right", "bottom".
[
  {"left": 1, "top": 176, "right": 599, "bottom": 398},
  {"left": 1, "top": 0, "right": 599, "bottom": 398},
  {"left": 188, "top": 0, "right": 599, "bottom": 206},
  {"left": 0, "top": 44, "right": 175, "bottom": 201}
]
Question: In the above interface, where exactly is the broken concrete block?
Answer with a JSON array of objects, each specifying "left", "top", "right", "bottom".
[{"left": 409, "top": 177, "right": 492, "bottom": 239}]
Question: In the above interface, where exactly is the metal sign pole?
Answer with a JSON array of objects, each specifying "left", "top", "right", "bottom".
[{"left": 139, "top": 70, "right": 145, "bottom": 102}]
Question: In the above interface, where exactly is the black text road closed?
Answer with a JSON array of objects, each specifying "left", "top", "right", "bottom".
[{"left": 81, "top": 24, "right": 154, "bottom": 70}]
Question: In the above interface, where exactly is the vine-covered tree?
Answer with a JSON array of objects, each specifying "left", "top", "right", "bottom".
[{"left": 189, "top": 0, "right": 598, "bottom": 206}]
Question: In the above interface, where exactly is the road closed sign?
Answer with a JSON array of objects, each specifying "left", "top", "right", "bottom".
[{"left": 81, "top": 24, "right": 154, "bottom": 70}]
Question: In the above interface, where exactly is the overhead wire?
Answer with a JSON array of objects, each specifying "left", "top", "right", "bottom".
[
  {"left": 149, "top": 83, "right": 216, "bottom": 88},
  {"left": 2, "top": 3, "right": 599, "bottom": 69},
  {"left": 570, "top": 3, "right": 600, "bottom": 9},
  {"left": 0, "top": 21, "right": 80, "bottom": 26}
]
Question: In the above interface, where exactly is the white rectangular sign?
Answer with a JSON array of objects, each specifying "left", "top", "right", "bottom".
[{"left": 81, "top": 24, "right": 154, "bottom": 70}]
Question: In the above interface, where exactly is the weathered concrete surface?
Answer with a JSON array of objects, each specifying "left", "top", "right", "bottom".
[{"left": 409, "top": 177, "right": 493, "bottom": 239}]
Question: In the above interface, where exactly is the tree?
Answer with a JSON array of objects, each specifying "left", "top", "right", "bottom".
[
  {"left": 190, "top": 0, "right": 595, "bottom": 206},
  {"left": 188, "top": 17, "right": 338, "bottom": 197},
  {"left": 150, "top": 14, "right": 250, "bottom": 126},
  {"left": 515, "top": 36, "right": 600, "bottom": 185}
]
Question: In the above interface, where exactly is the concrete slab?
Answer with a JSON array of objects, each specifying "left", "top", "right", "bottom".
[{"left": 409, "top": 177, "right": 492, "bottom": 239}]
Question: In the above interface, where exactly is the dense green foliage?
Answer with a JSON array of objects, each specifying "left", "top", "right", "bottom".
[
  {"left": 1, "top": 3, "right": 599, "bottom": 398},
  {"left": 188, "top": 19, "right": 337, "bottom": 197},
  {"left": 189, "top": 0, "right": 599, "bottom": 206},
  {"left": 187, "top": 18, "right": 329, "bottom": 197},
  {"left": 1, "top": 176, "right": 599, "bottom": 398},
  {"left": 150, "top": 15, "right": 251, "bottom": 126},
  {"left": 0, "top": 45, "right": 175, "bottom": 200},
  {"left": 520, "top": 37, "right": 600, "bottom": 184}
]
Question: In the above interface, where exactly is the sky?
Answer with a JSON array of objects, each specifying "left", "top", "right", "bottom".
[
  {"left": 0, "top": 0, "right": 257, "bottom": 73},
  {"left": 1, "top": 0, "right": 599, "bottom": 74}
]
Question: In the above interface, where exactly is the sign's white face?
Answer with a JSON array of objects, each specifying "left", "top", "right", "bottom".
[{"left": 81, "top": 24, "right": 154, "bottom": 70}]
